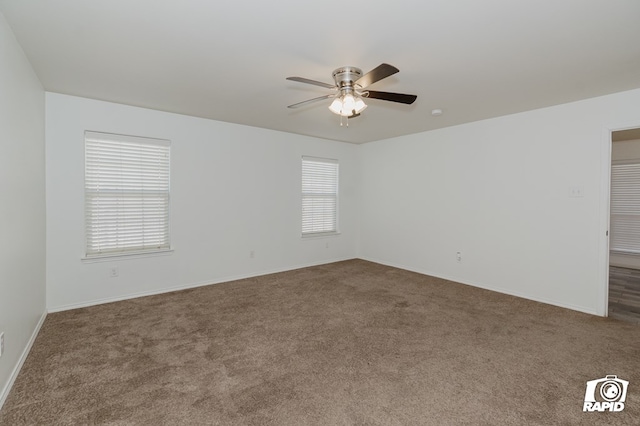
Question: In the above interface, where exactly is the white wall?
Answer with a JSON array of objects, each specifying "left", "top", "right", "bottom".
[
  {"left": 45, "top": 93, "right": 359, "bottom": 311},
  {"left": 44, "top": 89, "right": 640, "bottom": 315},
  {"left": 610, "top": 137, "right": 640, "bottom": 269},
  {"left": 359, "top": 88, "right": 640, "bottom": 316},
  {"left": 0, "top": 13, "right": 46, "bottom": 407}
]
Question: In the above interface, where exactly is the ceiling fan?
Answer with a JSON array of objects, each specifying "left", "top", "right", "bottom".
[{"left": 286, "top": 63, "right": 417, "bottom": 120}]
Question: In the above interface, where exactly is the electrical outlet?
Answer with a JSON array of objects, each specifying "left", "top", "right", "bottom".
[
  {"left": 0, "top": 332, "right": 4, "bottom": 358},
  {"left": 109, "top": 267, "right": 119, "bottom": 278},
  {"left": 250, "top": 250, "right": 255, "bottom": 258},
  {"left": 456, "top": 251, "right": 462, "bottom": 263},
  {"left": 569, "top": 186, "right": 584, "bottom": 198},
  {"left": 325, "top": 242, "right": 329, "bottom": 249}
]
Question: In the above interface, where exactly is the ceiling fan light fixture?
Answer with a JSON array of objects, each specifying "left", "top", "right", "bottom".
[
  {"left": 342, "top": 94, "right": 356, "bottom": 112},
  {"left": 329, "top": 98, "right": 343, "bottom": 115},
  {"left": 328, "top": 93, "right": 367, "bottom": 117},
  {"left": 354, "top": 97, "right": 367, "bottom": 113}
]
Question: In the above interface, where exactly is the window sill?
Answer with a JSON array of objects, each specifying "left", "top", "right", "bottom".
[
  {"left": 81, "top": 249, "right": 174, "bottom": 263},
  {"left": 301, "top": 232, "right": 341, "bottom": 239},
  {"left": 610, "top": 250, "right": 640, "bottom": 257}
]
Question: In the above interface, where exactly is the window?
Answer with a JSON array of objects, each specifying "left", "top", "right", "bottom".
[
  {"left": 611, "top": 161, "right": 640, "bottom": 254},
  {"left": 85, "top": 131, "right": 171, "bottom": 258},
  {"left": 302, "top": 156, "right": 339, "bottom": 236}
]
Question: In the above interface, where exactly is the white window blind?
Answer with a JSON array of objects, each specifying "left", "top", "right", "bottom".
[
  {"left": 302, "top": 156, "right": 338, "bottom": 236},
  {"left": 611, "top": 161, "right": 640, "bottom": 254},
  {"left": 85, "top": 131, "right": 171, "bottom": 257}
]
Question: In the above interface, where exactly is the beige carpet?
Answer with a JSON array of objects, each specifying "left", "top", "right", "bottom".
[{"left": 1, "top": 259, "right": 639, "bottom": 425}]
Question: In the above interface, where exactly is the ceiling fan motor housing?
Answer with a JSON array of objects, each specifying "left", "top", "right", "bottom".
[{"left": 332, "top": 66, "right": 363, "bottom": 94}]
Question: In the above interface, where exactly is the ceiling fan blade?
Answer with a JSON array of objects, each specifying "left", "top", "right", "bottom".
[
  {"left": 355, "top": 63, "right": 399, "bottom": 88},
  {"left": 286, "top": 76, "right": 335, "bottom": 89},
  {"left": 364, "top": 90, "right": 417, "bottom": 104},
  {"left": 287, "top": 94, "right": 334, "bottom": 109}
]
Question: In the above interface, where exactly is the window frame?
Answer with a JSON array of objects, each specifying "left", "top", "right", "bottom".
[
  {"left": 301, "top": 156, "right": 340, "bottom": 238},
  {"left": 83, "top": 131, "right": 172, "bottom": 260}
]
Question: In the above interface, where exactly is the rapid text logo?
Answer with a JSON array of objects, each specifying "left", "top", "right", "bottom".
[{"left": 583, "top": 375, "right": 628, "bottom": 412}]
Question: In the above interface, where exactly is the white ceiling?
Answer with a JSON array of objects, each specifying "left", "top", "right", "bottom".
[{"left": 1, "top": 0, "right": 639, "bottom": 144}]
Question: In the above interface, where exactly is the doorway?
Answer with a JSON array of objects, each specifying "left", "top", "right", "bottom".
[{"left": 608, "top": 128, "right": 640, "bottom": 324}]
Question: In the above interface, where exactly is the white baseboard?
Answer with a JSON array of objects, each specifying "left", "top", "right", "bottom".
[
  {"left": 48, "top": 257, "right": 356, "bottom": 313},
  {"left": 0, "top": 311, "right": 47, "bottom": 412},
  {"left": 358, "top": 256, "right": 600, "bottom": 317}
]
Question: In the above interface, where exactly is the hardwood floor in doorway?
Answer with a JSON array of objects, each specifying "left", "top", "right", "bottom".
[{"left": 609, "top": 266, "right": 640, "bottom": 324}]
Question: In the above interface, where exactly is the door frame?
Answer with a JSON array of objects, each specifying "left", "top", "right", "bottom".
[{"left": 599, "top": 122, "right": 640, "bottom": 317}]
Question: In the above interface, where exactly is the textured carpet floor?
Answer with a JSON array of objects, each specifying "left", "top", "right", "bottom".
[{"left": 1, "top": 259, "right": 639, "bottom": 425}]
